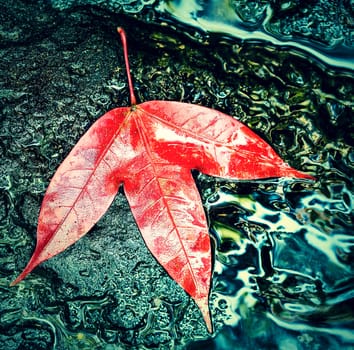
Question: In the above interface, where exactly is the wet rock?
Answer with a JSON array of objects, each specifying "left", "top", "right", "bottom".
[{"left": 0, "top": 0, "right": 59, "bottom": 46}]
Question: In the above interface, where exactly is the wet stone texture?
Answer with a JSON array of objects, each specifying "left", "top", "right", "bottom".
[{"left": 1, "top": 0, "right": 354, "bottom": 349}]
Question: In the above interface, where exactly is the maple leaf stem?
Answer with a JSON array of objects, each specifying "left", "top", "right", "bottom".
[{"left": 117, "top": 27, "right": 137, "bottom": 106}]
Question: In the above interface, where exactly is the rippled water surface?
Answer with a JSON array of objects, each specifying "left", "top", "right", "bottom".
[
  {"left": 1, "top": 0, "right": 353, "bottom": 349},
  {"left": 157, "top": 0, "right": 353, "bottom": 70}
]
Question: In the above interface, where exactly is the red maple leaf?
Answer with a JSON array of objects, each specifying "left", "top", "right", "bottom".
[{"left": 11, "top": 28, "right": 314, "bottom": 332}]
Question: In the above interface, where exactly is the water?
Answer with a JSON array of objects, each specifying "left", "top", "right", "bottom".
[
  {"left": 1, "top": 0, "right": 353, "bottom": 349},
  {"left": 156, "top": 0, "right": 354, "bottom": 71},
  {"left": 192, "top": 177, "right": 354, "bottom": 348}
]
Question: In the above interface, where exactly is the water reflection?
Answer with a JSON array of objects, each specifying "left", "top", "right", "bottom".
[
  {"left": 195, "top": 176, "right": 354, "bottom": 348},
  {"left": 158, "top": 0, "right": 354, "bottom": 70}
]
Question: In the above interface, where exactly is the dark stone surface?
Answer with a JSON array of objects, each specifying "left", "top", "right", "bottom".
[{"left": 0, "top": 2, "right": 208, "bottom": 349}]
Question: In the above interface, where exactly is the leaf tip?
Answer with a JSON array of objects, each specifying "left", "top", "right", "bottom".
[
  {"left": 289, "top": 170, "right": 316, "bottom": 181},
  {"left": 9, "top": 253, "right": 42, "bottom": 287},
  {"left": 10, "top": 267, "right": 32, "bottom": 286},
  {"left": 194, "top": 296, "right": 213, "bottom": 333},
  {"left": 278, "top": 163, "right": 316, "bottom": 181},
  {"left": 9, "top": 274, "right": 24, "bottom": 287}
]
